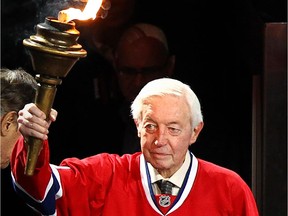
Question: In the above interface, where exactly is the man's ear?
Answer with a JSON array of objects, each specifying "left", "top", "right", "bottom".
[
  {"left": 1, "top": 111, "right": 17, "bottom": 136},
  {"left": 189, "top": 122, "right": 204, "bottom": 144}
]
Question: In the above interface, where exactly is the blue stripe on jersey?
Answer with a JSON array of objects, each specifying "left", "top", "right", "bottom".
[{"left": 13, "top": 171, "right": 60, "bottom": 215}]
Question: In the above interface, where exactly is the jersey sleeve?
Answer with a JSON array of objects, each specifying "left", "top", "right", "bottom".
[
  {"left": 10, "top": 136, "right": 121, "bottom": 216},
  {"left": 10, "top": 136, "right": 59, "bottom": 215}
]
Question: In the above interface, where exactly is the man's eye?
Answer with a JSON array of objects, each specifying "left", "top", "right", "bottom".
[
  {"left": 168, "top": 127, "right": 181, "bottom": 136},
  {"left": 145, "top": 124, "right": 157, "bottom": 133}
]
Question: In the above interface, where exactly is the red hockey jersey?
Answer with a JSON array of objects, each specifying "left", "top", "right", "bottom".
[{"left": 11, "top": 136, "right": 259, "bottom": 216}]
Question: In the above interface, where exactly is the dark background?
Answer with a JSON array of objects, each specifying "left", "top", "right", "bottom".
[{"left": 1, "top": 0, "right": 286, "bottom": 215}]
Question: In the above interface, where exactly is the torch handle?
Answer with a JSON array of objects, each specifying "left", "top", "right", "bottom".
[{"left": 24, "top": 77, "right": 59, "bottom": 176}]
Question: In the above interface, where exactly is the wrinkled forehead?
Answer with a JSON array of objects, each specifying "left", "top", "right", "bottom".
[
  {"left": 142, "top": 95, "right": 188, "bottom": 112},
  {"left": 140, "top": 95, "right": 191, "bottom": 123}
]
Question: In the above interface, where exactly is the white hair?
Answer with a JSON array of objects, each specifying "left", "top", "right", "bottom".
[{"left": 131, "top": 78, "right": 203, "bottom": 129}]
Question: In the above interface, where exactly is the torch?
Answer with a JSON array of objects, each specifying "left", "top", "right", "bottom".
[{"left": 23, "top": 0, "right": 110, "bottom": 176}]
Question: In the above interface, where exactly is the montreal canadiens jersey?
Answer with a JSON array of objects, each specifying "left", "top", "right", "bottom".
[{"left": 11, "top": 136, "right": 259, "bottom": 215}]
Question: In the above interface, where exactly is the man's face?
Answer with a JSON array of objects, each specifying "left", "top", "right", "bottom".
[
  {"left": 115, "top": 37, "right": 170, "bottom": 102},
  {"left": 137, "top": 95, "right": 195, "bottom": 178}
]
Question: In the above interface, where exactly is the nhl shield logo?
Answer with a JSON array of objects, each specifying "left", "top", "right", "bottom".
[{"left": 159, "top": 195, "right": 171, "bottom": 207}]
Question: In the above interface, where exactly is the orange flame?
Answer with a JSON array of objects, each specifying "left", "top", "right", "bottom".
[{"left": 58, "top": 0, "right": 103, "bottom": 23}]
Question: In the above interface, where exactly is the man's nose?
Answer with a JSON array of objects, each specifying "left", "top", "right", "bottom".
[{"left": 155, "top": 126, "right": 168, "bottom": 146}]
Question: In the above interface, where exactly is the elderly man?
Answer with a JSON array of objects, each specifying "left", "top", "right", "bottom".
[{"left": 11, "top": 78, "right": 258, "bottom": 215}]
